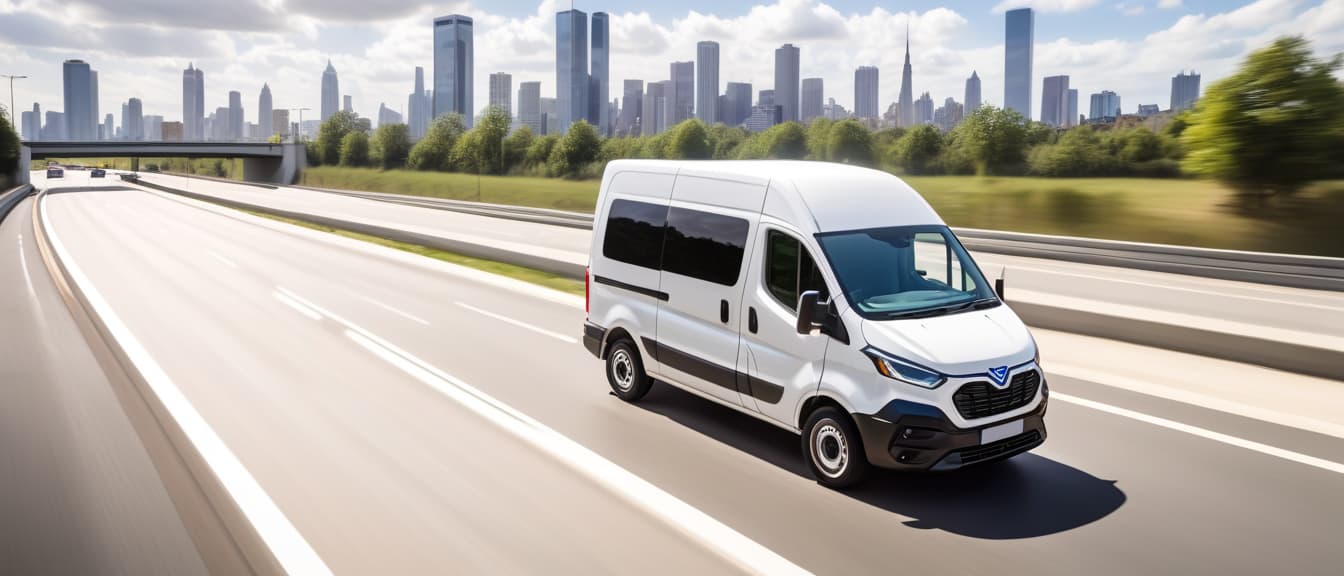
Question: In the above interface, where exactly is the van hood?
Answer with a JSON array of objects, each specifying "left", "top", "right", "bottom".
[{"left": 858, "top": 304, "right": 1035, "bottom": 376}]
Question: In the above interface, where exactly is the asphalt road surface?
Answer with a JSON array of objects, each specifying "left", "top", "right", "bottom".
[{"left": 8, "top": 175, "right": 1344, "bottom": 574}]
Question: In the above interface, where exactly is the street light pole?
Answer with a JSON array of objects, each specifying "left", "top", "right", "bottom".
[
  {"left": 1, "top": 74, "right": 28, "bottom": 125},
  {"left": 291, "top": 107, "right": 310, "bottom": 143}
]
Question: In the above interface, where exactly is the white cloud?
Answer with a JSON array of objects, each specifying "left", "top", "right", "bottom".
[
  {"left": 1158, "top": 0, "right": 1183, "bottom": 8},
  {"left": 992, "top": 0, "right": 1101, "bottom": 14},
  {"left": 1116, "top": 2, "right": 1147, "bottom": 15}
]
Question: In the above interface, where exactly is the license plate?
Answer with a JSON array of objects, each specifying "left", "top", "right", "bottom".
[{"left": 981, "top": 419, "right": 1024, "bottom": 445}]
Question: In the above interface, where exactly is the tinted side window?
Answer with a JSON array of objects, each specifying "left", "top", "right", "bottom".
[
  {"left": 602, "top": 199, "right": 668, "bottom": 270},
  {"left": 765, "top": 231, "right": 829, "bottom": 311},
  {"left": 662, "top": 207, "right": 749, "bottom": 286}
]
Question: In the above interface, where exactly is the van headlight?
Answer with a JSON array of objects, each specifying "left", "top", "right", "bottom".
[{"left": 863, "top": 348, "right": 946, "bottom": 389}]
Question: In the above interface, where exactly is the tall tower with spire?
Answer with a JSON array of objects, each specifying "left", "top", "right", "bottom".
[
  {"left": 898, "top": 20, "right": 914, "bottom": 128},
  {"left": 258, "top": 83, "right": 273, "bottom": 138},
  {"left": 321, "top": 60, "right": 339, "bottom": 122}
]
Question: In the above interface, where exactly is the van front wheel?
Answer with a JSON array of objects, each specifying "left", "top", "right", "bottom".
[
  {"left": 802, "top": 407, "right": 869, "bottom": 489},
  {"left": 606, "top": 340, "right": 653, "bottom": 402}
]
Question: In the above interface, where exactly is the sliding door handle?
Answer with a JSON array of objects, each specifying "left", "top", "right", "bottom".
[{"left": 720, "top": 299, "right": 729, "bottom": 324}]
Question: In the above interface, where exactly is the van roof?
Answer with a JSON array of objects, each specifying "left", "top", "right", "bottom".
[{"left": 604, "top": 159, "right": 944, "bottom": 232}]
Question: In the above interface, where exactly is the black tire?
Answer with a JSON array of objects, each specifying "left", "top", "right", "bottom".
[
  {"left": 802, "top": 406, "right": 869, "bottom": 489},
  {"left": 606, "top": 340, "right": 653, "bottom": 402}
]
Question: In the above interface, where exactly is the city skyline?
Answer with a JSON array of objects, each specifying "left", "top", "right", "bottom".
[{"left": 6, "top": 0, "right": 1341, "bottom": 138}]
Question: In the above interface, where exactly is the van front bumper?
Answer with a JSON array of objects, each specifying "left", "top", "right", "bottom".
[{"left": 851, "top": 396, "right": 1047, "bottom": 472}]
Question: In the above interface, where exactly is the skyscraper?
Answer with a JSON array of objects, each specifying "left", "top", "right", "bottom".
[
  {"left": 518, "top": 81, "right": 542, "bottom": 134},
  {"left": 854, "top": 66, "right": 879, "bottom": 121},
  {"left": 915, "top": 92, "right": 934, "bottom": 125},
  {"left": 724, "top": 82, "right": 752, "bottom": 127},
  {"left": 669, "top": 61, "right": 694, "bottom": 125},
  {"left": 343, "top": 95, "right": 352, "bottom": 113},
  {"left": 433, "top": 15, "right": 474, "bottom": 126},
  {"left": 642, "top": 81, "right": 667, "bottom": 136},
  {"left": 321, "top": 60, "right": 339, "bottom": 121},
  {"left": 898, "top": 27, "right": 914, "bottom": 128},
  {"left": 620, "top": 79, "right": 643, "bottom": 135},
  {"left": 20, "top": 107, "right": 36, "bottom": 141},
  {"left": 1041, "top": 75, "right": 1069, "bottom": 127},
  {"left": 801, "top": 78, "right": 823, "bottom": 123},
  {"left": 1089, "top": 90, "right": 1121, "bottom": 120},
  {"left": 229, "top": 90, "right": 244, "bottom": 140},
  {"left": 259, "top": 83, "right": 273, "bottom": 138},
  {"left": 965, "top": 71, "right": 982, "bottom": 113},
  {"left": 1171, "top": 71, "right": 1200, "bottom": 111},
  {"left": 183, "top": 63, "right": 204, "bottom": 141},
  {"left": 1004, "top": 8, "right": 1034, "bottom": 120},
  {"left": 103, "top": 113, "right": 113, "bottom": 142},
  {"left": 1067, "top": 88, "right": 1078, "bottom": 127},
  {"left": 934, "top": 97, "right": 963, "bottom": 131},
  {"left": 758, "top": 89, "right": 775, "bottom": 108},
  {"left": 378, "top": 103, "right": 403, "bottom": 126},
  {"left": 272, "top": 109, "right": 290, "bottom": 140},
  {"left": 126, "top": 97, "right": 143, "bottom": 140},
  {"left": 590, "top": 12, "right": 609, "bottom": 133},
  {"left": 540, "top": 97, "right": 558, "bottom": 135},
  {"left": 144, "top": 115, "right": 163, "bottom": 141},
  {"left": 696, "top": 41, "right": 719, "bottom": 124},
  {"left": 489, "top": 72, "right": 513, "bottom": 117},
  {"left": 89, "top": 70, "right": 99, "bottom": 139},
  {"left": 62, "top": 59, "right": 94, "bottom": 140},
  {"left": 409, "top": 67, "right": 430, "bottom": 140},
  {"left": 556, "top": 9, "right": 588, "bottom": 133},
  {"left": 774, "top": 44, "right": 800, "bottom": 123},
  {"left": 43, "top": 111, "right": 64, "bottom": 142}
]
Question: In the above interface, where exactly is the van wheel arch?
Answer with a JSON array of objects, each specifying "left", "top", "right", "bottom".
[
  {"left": 601, "top": 327, "right": 633, "bottom": 360},
  {"left": 798, "top": 394, "right": 849, "bottom": 432}
]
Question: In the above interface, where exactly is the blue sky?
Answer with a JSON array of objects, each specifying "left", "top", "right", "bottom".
[{"left": 2, "top": 0, "right": 1341, "bottom": 132}]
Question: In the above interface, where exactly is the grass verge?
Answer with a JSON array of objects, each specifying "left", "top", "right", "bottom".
[{"left": 239, "top": 209, "right": 584, "bottom": 296}]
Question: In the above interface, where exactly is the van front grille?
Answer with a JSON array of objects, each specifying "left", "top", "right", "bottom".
[
  {"left": 956, "top": 430, "right": 1042, "bottom": 466},
  {"left": 953, "top": 370, "right": 1040, "bottom": 420}
]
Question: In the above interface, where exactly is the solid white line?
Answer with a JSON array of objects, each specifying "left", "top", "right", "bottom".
[
  {"left": 274, "top": 290, "right": 323, "bottom": 321},
  {"left": 360, "top": 295, "right": 430, "bottom": 326},
  {"left": 1049, "top": 362, "right": 1344, "bottom": 440},
  {"left": 455, "top": 301, "right": 577, "bottom": 344},
  {"left": 1052, "top": 392, "right": 1344, "bottom": 475},
  {"left": 208, "top": 250, "right": 240, "bottom": 269},
  {"left": 18, "top": 234, "right": 37, "bottom": 300},
  {"left": 40, "top": 197, "right": 332, "bottom": 575},
  {"left": 269, "top": 287, "right": 804, "bottom": 575}
]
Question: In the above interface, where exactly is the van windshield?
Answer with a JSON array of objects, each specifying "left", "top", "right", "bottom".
[{"left": 816, "top": 225, "right": 999, "bottom": 319}]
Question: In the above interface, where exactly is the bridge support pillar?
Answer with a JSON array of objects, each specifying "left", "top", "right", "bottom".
[
  {"left": 241, "top": 142, "right": 304, "bottom": 185},
  {"left": 16, "top": 145, "right": 30, "bottom": 185},
  {"left": 130, "top": 157, "right": 139, "bottom": 172}
]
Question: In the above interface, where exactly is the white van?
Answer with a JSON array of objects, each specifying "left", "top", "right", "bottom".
[{"left": 582, "top": 160, "right": 1046, "bottom": 488}]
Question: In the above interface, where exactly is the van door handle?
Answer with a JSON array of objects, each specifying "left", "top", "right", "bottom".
[
  {"left": 720, "top": 300, "right": 729, "bottom": 324},
  {"left": 748, "top": 307, "right": 758, "bottom": 334}
]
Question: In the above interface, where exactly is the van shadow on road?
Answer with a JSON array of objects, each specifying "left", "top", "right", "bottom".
[{"left": 635, "top": 382, "right": 1126, "bottom": 540}]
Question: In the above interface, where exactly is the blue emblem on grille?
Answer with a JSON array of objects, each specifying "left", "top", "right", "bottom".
[{"left": 988, "top": 366, "right": 1010, "bottom": 388}]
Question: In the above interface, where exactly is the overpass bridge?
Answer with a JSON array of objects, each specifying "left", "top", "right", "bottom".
[{"left": 17, "top": 140, "right": 305, "bottom": 185}]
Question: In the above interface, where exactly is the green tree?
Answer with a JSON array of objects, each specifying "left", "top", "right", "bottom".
[
  {"left": 339, "top": 131, "right": 370, "bottom": 166},
  {"left": 1115, "top": 127, "right": 1163, "bottom": 164},
  {"left": 475, "top": 106, "right": 512, "bottom": 174},
  {"left": 708, "top": 125, "right": 748, "bottom": 160},
  {"left": 948, "top": 106, "right": 1029, "bottom": 175},
  {"left": 759, "top": 122, "right": 808, "bottom": 159},
  {"left": 826, "top": 119, "right": 875, "bottom": 165},
  {"left": 407, "top": 113, "right": 467, "bottom": 171},
  {"left": 891, "top": 124, "right": 943, "bottom": 174},
  {"left": 316, "top": 110, "right": 361, "bottom": 166},
  {"left": 524, "top": 134, "right": 560, "bottom": 169},
  {"left": 370, "top": 123, "right": 411, "bottom": 169},
  {"left": 805, "top": 118, "right": 834, "bottom": 159},
  {"left": 549, "top": 121, "right": 602, "bottom": 178},
  {"left": 266, "top": 133, "right": 283, "bottom": 144},
  {"left": 1028, "top": 127, "right": 1113, "bottom": 177},
  {"left": 503, "top": 125, "right": 534, "bottom": 172},
  {"left": 664, "top": 119, "right": 712, "bottom": 159},
  {"left": 1182, "top": 36, "right": 1344, "bottom": 194},
  {"left": 0, "top": 109, "right": 18, "bottom": 180}
]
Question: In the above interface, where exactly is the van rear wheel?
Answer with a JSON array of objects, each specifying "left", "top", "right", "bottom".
[
  {"left": 606, "top": 340, "right": 653, "bottom": 402},
  {"left": 802, "top": 406, "right": 869, "bottom": 489}
]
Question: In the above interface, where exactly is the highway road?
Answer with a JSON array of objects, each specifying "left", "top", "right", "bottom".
[
  {"left": 7, "top": 173, "right": 1343, "bottom": 574},
  {"left": 132, "top": 172, "right": 1344, "bottom": 348}
]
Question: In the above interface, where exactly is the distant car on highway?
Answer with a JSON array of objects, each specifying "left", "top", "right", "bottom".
[
  {"left": 91, "top": 168, "right": 106, "bottom": 178},
  {"left": 584, "top": 160, "right": 1046, "bottom": 488},
  {"left": 47, "top": 166, "right": 64, "bottom": 179}
]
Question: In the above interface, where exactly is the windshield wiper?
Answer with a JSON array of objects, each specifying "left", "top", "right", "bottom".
[{"left": 885, "top": 298, "right": 1000, "bottom": 320}]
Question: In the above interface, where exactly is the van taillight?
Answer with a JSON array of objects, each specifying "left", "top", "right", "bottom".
[{"left": 585, "top": 267, "right": 590, "bottom": 315}]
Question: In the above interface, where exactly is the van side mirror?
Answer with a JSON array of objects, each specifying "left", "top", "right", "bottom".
[
  {"left": 796, "top": 291, "right": 828, "bottom": 335},
  {"left": 995, "top": 277, "right": 1006, "bottom": 300}
]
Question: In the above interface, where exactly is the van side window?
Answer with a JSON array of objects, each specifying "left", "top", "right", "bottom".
[
  {"left": 765, "top": 230, "right": 829, "bottom": 311},
  {"left": 603, "top": 199, "right": 668, "bottom": 270},
  {"left": 661, "top": 207, "right": 749, "bottom": 286}
]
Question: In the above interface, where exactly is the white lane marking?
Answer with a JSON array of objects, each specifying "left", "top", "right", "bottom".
[
  {"left": 40, "top": 197, "right": 333, "bottom": 576},
  {"left": 18, "top": 234, "right": 37, "bottom": 300},
  {"left": 1049, "top": 362, "right": 1344, "bottom": 440},
  {"left": 1052, "top": 392, "right": 1344, "bottom": 476},
  {"left": 274, "top": 290, "right": 323, "bottom": 321},
  {"left": 208, "top": 251, "right": 240, "bottom": 269},
  {"left": 976, "top": 260, "right": 1344, "bottom": 312},
  {"left": 360, "top": 295, "right": 430, "bottom": 325},
  {"left": 269, "top": 287, "right": 806, "bottom": 575},
  {"left": 455, "top": 301, "right": 578, "bottom": 344}
]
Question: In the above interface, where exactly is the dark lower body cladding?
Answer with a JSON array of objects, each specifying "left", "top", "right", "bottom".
[
  {"left": 852, "top": 397, "right": 1047, "bottom": 471},
  {"left": 583, "top": 322, "right": 605, "bottom": 358}
]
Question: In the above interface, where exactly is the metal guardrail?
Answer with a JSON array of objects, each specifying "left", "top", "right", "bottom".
[
  {"left": 299, "top": 185, "right": 1344, "bottom": 292},
  {"left": 0, "top": 183, "right": 35, "bottom": 223}
]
